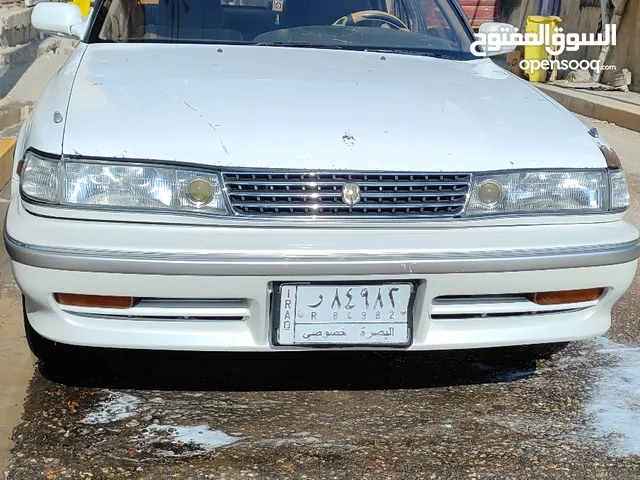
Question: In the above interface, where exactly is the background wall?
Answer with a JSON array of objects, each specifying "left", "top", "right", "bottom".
[
  {"left": 603, "top": 0, "right": 640, "bottom": 90},
  {"left": 500, "top": 0, "right": 639, "bottom": 92}
]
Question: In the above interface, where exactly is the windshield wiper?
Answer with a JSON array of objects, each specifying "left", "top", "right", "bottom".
[
  {"left": 254, "top": 41, "right": 354, "bottom": 50},
  {"left": 254, "top": 42, "right": 461, "bottom": 59},
  {"left": 367, "top": 48, "right": 459, "bottom": 60}
]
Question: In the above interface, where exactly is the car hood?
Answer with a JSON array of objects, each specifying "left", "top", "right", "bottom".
[{"left": 63, "top": 44, "right": 605, "bottom": 171}]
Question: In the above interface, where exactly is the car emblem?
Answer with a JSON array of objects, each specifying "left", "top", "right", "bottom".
[{"left": 341, "top": 183, "right": 361, "bottom": 206}]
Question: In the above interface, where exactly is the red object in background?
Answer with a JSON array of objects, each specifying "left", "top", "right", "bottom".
[{"left": 458, "top": 0, "right": 500, "bottom": 29}]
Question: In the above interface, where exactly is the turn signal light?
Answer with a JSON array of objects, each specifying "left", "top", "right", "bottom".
[
  {"left": 16, "top": 160, "right": 24, "bottom": 177},
  {"left": 599, "top": 145, "right": 622, "bottom": 169},
  {"left": 527, "top": 288, "right": 604, "bottom": 306},
  {"left": 54, "top": 293, "right": 139, "bottom": 309}
]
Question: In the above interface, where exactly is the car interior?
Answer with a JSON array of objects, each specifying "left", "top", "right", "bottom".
[
  {"left": 146, "top": 0, "right": 397, "bottom": 40},
  {"left": 97, "top": 0, "right": 459, "bottom": 45}
]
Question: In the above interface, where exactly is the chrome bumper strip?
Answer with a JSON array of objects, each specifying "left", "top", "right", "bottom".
[{"left": 5, "top": 230, "right": 640, "bottom": 276}]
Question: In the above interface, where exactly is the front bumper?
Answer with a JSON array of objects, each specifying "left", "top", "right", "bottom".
[{"left": 5, "top": 199, "right": 640, "bottom": 351}]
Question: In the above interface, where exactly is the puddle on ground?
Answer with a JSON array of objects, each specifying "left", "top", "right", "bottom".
[{"left": 586, "top": 337, "right": 640, "bottom": 457}]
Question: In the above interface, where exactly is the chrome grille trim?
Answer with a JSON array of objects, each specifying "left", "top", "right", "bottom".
[
  {"left": 430, "top": 295, "right": 597, "bottom": 319},
  {"left": 222, "top": 171, "right": 472, "bottom": 217},
  {"left": 58, "top": 299, "right": 251, "bottom": 320}
]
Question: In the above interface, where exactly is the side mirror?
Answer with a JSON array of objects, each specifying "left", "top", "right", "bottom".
[
  {"left": 31, "top": 3, "right": 87, "bottom": 40},
  {"left": 475, "top": 22, "right": 518, "bottom": 57}
]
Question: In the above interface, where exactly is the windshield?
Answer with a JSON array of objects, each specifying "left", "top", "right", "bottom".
[{"left": 90, "top": 0, "right": 476, "bottom": 60}]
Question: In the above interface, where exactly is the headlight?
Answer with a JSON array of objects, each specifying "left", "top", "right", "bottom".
[
  {"left": 20, "top": 152, "right": 229, "bottom": 215},
  {"left": 465, "top": 169, "right": 628, "bottom": 216}
]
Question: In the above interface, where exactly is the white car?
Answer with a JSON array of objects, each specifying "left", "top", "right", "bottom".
[{"left": 4, "top": 0, "right": 638, "bottom": 362}]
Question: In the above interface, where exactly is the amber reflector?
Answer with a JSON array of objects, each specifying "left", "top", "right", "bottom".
[
  {"left": 599, "top": 145, "right": 622, "bottom": 168},
  {"left": 16, "top": 160, "right": 24, "bottom": 177},
  {"left": 54, "top": 293, "right": 138, "bottom": 309},
  {"left": 527, "top": 288, "right": 604, "bottom": 306}
]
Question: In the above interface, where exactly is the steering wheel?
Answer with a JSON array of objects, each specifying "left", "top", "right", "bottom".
[{"left": 332, "top": 10, "right": 409, "bottom": 31}]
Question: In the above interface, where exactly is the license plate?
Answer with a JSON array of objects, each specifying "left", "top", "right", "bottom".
[{"left": 274, "top": 283, "right": 414, "bottom": 346}]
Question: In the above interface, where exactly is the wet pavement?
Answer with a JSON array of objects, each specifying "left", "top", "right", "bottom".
[
  {"left": 3, "top": 116, "right": 640, "bottom": 479},
  {"left": 8, "top": 341, "right": 640, "bottom": 479}
]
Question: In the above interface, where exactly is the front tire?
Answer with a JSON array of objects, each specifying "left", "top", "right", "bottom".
[{"left": 23, "top": 297, "right": 69, "bottom": 363}]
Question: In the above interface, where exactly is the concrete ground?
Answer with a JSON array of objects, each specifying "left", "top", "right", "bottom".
[
  {"left": 1, "top": 116, "right": 640, "bottom": 479},
  {"left": 1, "top": 53, "right": 69, "bottom": 102},
  {"left": 537, "top": 84, "right": 640, "bottom": 134},
  {"left": 0, "top": 38, "right": 76, "bottom": 103},
  {"left": 0, "top": 183, "right": 33, "bottom": 471},
  {"left": 492, "top": 56, "right": 640, "bottom": 134}
]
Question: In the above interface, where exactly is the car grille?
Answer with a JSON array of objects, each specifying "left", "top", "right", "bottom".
[{"left": 222, "top": 171, "right": 471, "bottom": 217}]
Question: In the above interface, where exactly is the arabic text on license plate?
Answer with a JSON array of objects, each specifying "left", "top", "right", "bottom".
[{"left": 276, "top": 283, "right": 413, "bottom": 346}]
